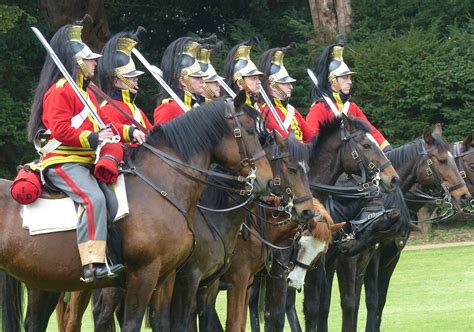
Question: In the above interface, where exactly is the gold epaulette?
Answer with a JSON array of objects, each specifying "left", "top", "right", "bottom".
[{"left": 55, "top": 78, "right": 67, "bottom": 88}]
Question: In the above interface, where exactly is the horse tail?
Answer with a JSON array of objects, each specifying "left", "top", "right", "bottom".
[{"left": 0, "top": 272, "right": 23, "bottom": 332}]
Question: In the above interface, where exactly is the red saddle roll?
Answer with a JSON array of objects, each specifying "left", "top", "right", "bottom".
[
  {"left": 10, "top": 167, "right": 42, "bottom": 205},
  {"left": 94, "top": 143, "right": 124, "bottom": 184}
]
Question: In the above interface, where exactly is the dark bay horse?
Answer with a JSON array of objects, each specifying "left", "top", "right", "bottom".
[
  {"left": 225, "top": 114, "right": 401, "bottom": 332},
  {"left": 2, "top": 97, "right": 274, "bottom": 332},
  {"left": 301, "top": 125, "right": 471, "bottom": 332},
  {"left": 248, "top": 115, "right": 402, "bottom": 332},
  {"left": 57, "top": 131, "right": 316, "bottom": 332},
  {"left": 363, "top": 126, "right": 471, "bottom": 332}
]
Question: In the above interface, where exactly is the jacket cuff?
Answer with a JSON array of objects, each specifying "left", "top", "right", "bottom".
[{"left": 87, "top": 132, "right": 99, "bottom": 149}]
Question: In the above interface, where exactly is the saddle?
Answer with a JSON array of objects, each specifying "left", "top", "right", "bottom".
[{"left": 22, "top": 174, "right": 129, "bottom": 235}]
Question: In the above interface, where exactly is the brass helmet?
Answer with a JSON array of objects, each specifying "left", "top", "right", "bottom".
[
  {"left": 197, "top": 48, "right": 223, "bottom": 83},
  {"left": 179, "top": 40, "right": 207, "bottom": 78},
  {"left": 311, "top": 34, "right": 356, "bottom": 100},
  {"left": 98, "top": 28, "right": 145, "bottom": 94},
  {"left": 66, "top": 25, "right": 101, "bottom": 77},
  {"left": 258, "top": 44, "right": 297, "bottom": 99},
  {"left": 232, "top": 45, "right": 263, "bottom": 81}
]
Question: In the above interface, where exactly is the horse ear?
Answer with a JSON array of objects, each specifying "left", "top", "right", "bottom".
[
  {"left": 273, "top": 130, "right": 284, "bottom": 145},
  {"left": 422, "top": 126, "right": 433, "bottom": 146},
  {"left": 433, "top": 123, "right": 443, "bottom": 136},
  {"left": 330, "top": 222, "right": 345, "bottom": 233},
  {"left": 233, "top": 90, "right": 247, "bottom": 110},
  {"left": 463, "top": 130, "right": 473, "bottom": 150},
  {"left": 342, "top": 113, "right": 351, "bottom": 131}
]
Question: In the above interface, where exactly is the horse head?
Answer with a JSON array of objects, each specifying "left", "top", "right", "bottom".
[
  {"left": 269, "top": 132, "right": 314, "bottom": 223},
  {"left": 459, "top": 130, "right": 474, "bottom": 211},
  {"left": 415, "top": 125, "right": 471, "bottom": 210},
  {"left": 340, "top": 114, "right": 399, "bottom": 192},
  {"left": 211, "top": 92, "right": 274, "bottom": 195},
  {"left": 287, "top": 198, "right": 338, "bottom": 291}
]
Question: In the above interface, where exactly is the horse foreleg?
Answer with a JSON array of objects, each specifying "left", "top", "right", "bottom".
[
  {"left": 264, "top": 272, "right": 288, "bottom": 332},
  {"left": 374, "top": 249, "right": 401, "bottom": 331},
  {"left": 197, "top": 280, "right": 223, "bottom": 332},
  {"left": 248, "top": 274, "right": 261, "bottom": 332},
  {"left": 121, "top": 265, "right": 160, "bottom": 332},
  {"left": 169, "top": 270, "right": 201, "bottom": 332},
  {"left": 336, "top": 255, "right": 358, "bottom": 332},
  {"left": 303, "top": 259, "right": 324, "bottom": 332},
  {"left": 92, "top": 287, "right": 124, "bottom": 331},
  {"left": 364, "top": 251, "right": 380, "bottom": 332},
  {"left": 63, "top": 290, "right": 92, "bottom": 332},
  {"left": 225, "top": 274, "right": 251, "bottom": 332},
  {"left": 148, "top": 271, "right": 176, "bottom": 332},
  {"left": 317, "top": 260, "right": 335, "bottom": 332},
  {"left": 285, "top": 287, "right": 302, "bottom": 332},
  {"left": 24, "top": 288, "right": 60, "bottom": 332}
]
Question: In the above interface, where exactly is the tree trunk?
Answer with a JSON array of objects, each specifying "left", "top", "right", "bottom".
[
  {"left": 38, "top": 0, "right": 110, "bottom": 51},
  {"left": 308, "top": 0, "right": 352, "bottom": 41}
]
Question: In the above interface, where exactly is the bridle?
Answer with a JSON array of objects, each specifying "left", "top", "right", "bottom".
[
  {"left": 404, "top": 139, "right": 467, "bottom": 221},
  {"left": 453, "top": 140, "right": 474, "bottom": 213},
  {"left": 124, "top": 99, "right": 269, "bottom": 219},
  {"left": 309, "top": 123, "right": 389, "bottom": 199}
]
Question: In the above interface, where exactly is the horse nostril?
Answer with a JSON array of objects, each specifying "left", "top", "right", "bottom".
[
  {"left": 267, "top": 179, "right": 273, "bottom": 190},
  {"left": 460, "top": 193, "right": 471, "bottom": 204},
  {"left": 391, "top": 176, "right": 399, "bottom": 187}
]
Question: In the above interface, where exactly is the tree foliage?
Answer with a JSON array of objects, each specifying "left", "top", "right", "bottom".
[{"left": 0, "top": 0, "right": 472, "bottom": 178}]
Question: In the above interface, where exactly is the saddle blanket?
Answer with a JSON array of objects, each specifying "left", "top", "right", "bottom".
[{"left": 22, "top": 174, "right": 129, "bottom": 235}]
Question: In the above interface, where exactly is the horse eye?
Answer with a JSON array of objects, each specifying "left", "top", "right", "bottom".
[
  {"left": 469, "top": 163, "right": 474, "bottom": 171},
  {"left": 438, "top": 159, "right": 447, "bottom": 164},
  {"left": 246, "top": 128, "right": 255, "bottom": 135},
  {"left": 363, "top": 143, "right": 371, "bottom": 149},
  {"left": 288, "top": 167, "right": 298, "bottom": 174}
]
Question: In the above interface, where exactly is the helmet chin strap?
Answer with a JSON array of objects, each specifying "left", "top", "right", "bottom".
[
  {"left": 202, "top": 82, "right": 216, "bottom": 99},
  {"left": 75, "top": 56, "right": 93, "bottom": 79},
  {"left": 330, "top": 77, "right": 341, "bottom": 92},
  {"left": 117, "top": 75, "right": 138, "bottom": 93},
  {"left": 270, "top": 82, "right": 289, "bottom": 100}
]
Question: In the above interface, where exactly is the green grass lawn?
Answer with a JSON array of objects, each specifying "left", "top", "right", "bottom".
[{"left": 47, "top": 245, "right": 474, "bottom": 331}]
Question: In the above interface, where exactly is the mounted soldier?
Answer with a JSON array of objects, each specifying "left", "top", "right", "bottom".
[
  {"left": 26, "top": 22, "right": 124, "bottom": 282},
  {"left": 196, "top": 45, "right": 224, "bottom": 102},
  {"left": 258, "top": 45, "right": 312, "bottom": 142},
  {"left": 305, "top": 35, "right": 392, "bottom": 153},
  {"left": 153, "top": 37, "right": 207, "bottom": 124},
  {"left": 97, "top": 28, "right": 152, "bottom": 143},
  {"left": 223, "top": 40, "right": 263, "bottom": 109}
]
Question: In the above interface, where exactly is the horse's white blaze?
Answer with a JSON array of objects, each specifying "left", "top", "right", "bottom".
[
  {"left": 448, "top": 151, "right": 454, "bottom": 159},
  {"left": 287, "top": 235, "right": 326, "bottom": 290},
  {"left": 299, "top": 161, "right": 309, "bottom": 174},
  {"left": 366, "top": 133, "right": 381, "bottom": 151}
]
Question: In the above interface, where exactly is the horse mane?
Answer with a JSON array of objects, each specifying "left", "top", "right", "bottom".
[
  {"left": 387, "top": 133, "right": 451, "bottom": 169},
  {"left": 148, "top": 100, "right": 231, "bottom": 161},
  {"left": 198, "top": 165, "right": 246, "bottom": 209},
  {"left": 308, "top": 116, "right": 371, "bottom": 155},
  {"left": 383, "top": 187, "right": 411, "bottom": 233},
  {"left": 286, "top": 133, "right": 311, "bottom": 162}
]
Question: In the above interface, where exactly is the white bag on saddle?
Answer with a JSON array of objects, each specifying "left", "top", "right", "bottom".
[{"left": 22, "top": 174, "right": 129, "bottom": 235}]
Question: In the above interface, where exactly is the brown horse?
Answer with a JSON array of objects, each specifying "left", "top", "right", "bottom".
[
  {"left": 53, "top": 131, "right": 316, "bottom": 332},
  {"left": 216, "top": 114, "right": 400, "bottom": 332},
  {"left": 361, "top": 125, "right": 471, "bottom": 332},
  {"left": 2, "top": 96, "right": 274, "bottom": 332},
  {"left": 302, "top": 125, "right": 471, "bottom": 332}
]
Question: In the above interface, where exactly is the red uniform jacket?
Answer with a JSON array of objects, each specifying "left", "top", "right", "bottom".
[
  {"left": 41, "top": 77, "right": 103, "bottom": 168},
  {"left": 305, "top": 100, "right": 390, "bottom": 150},
  {"left": 153, "top": 91, "right": 197, "bottom": 125},
  {"left": 99, "top": 89, "right": 152, "bottom": 143},
  {"left": 261, "top": 98, "right": 312, "bottom": 142}
]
